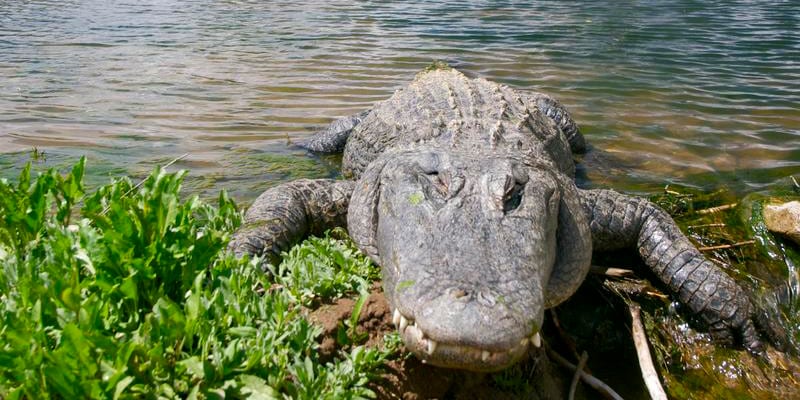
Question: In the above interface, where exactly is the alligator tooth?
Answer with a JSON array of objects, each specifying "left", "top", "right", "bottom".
[
  {"left": 392, "top": 309, "right": 401, "bottom": 326},
  {"left": 399, "top": 316, "right": 408, "bottom": 332},
  {"left": 531, "top": 332, "right": 541, "bottom": 348},
  {"left": 520, "top": 338, "right": 529, "bottom": 347},
  {"left": 413, "top": 322, "right": 425, "bottom": 340},
  {"left": 481, "top": 350, "right": 491, "bottom": 362},
  {"left": 414, "top": 323, "right": 426, "bottom": 342},
  {"left": 426, "top": 340, "right": 438, "bottom": 355}
]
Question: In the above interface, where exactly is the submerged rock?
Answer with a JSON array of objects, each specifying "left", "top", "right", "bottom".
[{"left": 763, "top": 201, "right": 800, "bottom": 245}]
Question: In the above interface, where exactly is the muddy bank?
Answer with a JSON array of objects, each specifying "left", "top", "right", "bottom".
[
  {"left": 308, "top": 285, "right": 592, "bottom": 400},
  {"left": 307, "top": 272, "right": 799, "bottom": 399}
]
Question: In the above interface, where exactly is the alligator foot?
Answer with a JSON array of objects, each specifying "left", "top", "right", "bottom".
[{"left": 579, "top": 188, "right": 765, "bottom": 352}]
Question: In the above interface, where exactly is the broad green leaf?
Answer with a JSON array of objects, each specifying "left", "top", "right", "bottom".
[
  {"left": 113, "top": 376, "right": 135, "bottom": 400},
  {"left": 238, "top": 375, "right": 279, "bottom": 400}
]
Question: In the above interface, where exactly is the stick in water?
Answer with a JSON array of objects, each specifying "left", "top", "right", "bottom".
[{"left": 101, "top": 153, "right": 189, "bottom": 215}]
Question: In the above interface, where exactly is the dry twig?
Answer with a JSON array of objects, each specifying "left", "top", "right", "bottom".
[
  {"left": 547, "top": 347, "right": 624, "bottom": 400},
  {"left": 568, "top": 351, "right": 589, "bottom": 400},
  {"left": 605, "top": 279, "right": 669, "bottom": 300},
  {"left": 590, "top": 265, "right": 636, "bottom": 278},
  {"left": 688, "top": 223, "right": 726, "bottom": 229},
  {"left": 696, "top": 203, "right": 737, "bottom": 215},
  {"left": 101, "top": 153, "right": 189, "bottom": 215},
  {"left": 698, "top": 240, "right": 755, "bottom": 252},
  {"left": 593, "top": 266, "right": 669, "bottom": 300},
  {"left": 663, "top": 185, "right": 691, "bottom": 197},
  {"left": 629, "top": 304, "right": 668, "bottom": 400},
  {"left": 548, "top": 309, "right": 584, "bottom": 367}
]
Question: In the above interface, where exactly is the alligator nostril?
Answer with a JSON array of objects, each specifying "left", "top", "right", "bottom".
[{"left": 449, "top": 288, "right": 469, "bottom": 299}]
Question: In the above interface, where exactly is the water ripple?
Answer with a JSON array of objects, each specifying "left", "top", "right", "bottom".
[{"left": 0, "top": 0, "right": 798, "bottom": 198}]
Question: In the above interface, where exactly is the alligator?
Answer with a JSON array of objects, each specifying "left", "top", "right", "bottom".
[{"left": 229, "top": 64, "right": 763, "bottom": 372}]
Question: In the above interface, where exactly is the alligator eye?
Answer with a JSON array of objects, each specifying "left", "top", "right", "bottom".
[
  {"left": 424, "top": 171, "right": 449, "bottom": 198},
  {"left": 503, "top": 183, "right": 524, "bottom": 212}
]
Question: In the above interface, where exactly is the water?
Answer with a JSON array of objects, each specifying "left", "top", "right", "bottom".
[{"left": 1, "top": 0, "right": 799, "bottom": 200}]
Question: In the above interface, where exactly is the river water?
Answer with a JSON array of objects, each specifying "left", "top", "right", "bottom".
[{"left": 1, "top": 0, "right": 799, "bottom": 200}]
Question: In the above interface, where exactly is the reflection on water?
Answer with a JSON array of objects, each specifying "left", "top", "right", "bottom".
[{"left": 1, "top": 0, "right": 799, "bottom": 199}]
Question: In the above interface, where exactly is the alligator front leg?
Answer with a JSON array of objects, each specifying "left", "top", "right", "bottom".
[
  {"left": 229, "top": 179, "right": 355, "bottom": 263},
  {"left": 300, "top": 111, "right": 370, "bottom": 153},
  {"left": 525, "top": 93, "right": 586, "bottom": 154},
  {"left": 579, "top": 189, "right": 763, "bottom": 352}
]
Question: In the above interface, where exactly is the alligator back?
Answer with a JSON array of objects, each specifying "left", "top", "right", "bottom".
[{"left": 342, "top": 67, "right": 575, "bottom": 180}]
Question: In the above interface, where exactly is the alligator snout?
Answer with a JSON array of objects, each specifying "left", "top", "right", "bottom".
[
  {"left": 387, "top": 283, "right": 543, "bottom": 372},
  {"left": 392, "top": 289, "right": 541, "bottom": 372},
  {"left": 418, "top": 286, "right": 532, "bottom": 345}
]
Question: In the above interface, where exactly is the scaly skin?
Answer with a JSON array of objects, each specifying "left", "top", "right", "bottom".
[
  {"left": 231, "top": 66, "right": 768, "bottom": 371},
  {"left": 579, "top": 189, "right": 762, "bottom": 350},
  {"left": 301, "top": 111, "right": 370, "bottom": 153},
  {"left": 229, "top": 179, "right": 353, "bottom": 264}
]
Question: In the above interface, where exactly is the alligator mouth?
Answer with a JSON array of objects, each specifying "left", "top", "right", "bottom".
[{"left": 391, "top": 308, "right": 541, "bottom": 372}]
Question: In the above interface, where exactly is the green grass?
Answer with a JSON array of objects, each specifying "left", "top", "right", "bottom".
[{"left": 0, "top": 158, "right": 396, "bottom": 399}]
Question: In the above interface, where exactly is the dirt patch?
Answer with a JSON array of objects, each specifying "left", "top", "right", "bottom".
[
  {"left": 306, "top": 282, "right": 395, "bottom": 361},
  {"left": 308, "top": 274, "right": 800, "bottom": 399},
  {"left": 372, "top": 351, "right": 570, "bottom": 400},
  {"left": 307, "top": 285, "right": 574, "bottom": 400}
]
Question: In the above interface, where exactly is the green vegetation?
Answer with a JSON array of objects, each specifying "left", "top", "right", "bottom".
[
  {"left": 0, "top": 158, "right": 396, "bottom": 399},
  {"left": 422, "top": 60, "right": 453, "bottom": 73},
  {"left": 267, "top": 229, "right": 379, "bottom": 308}
]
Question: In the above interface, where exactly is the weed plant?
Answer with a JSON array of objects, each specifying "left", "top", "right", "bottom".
[{"left": 0, "top": 158, "right": 395, "bottom": 399}]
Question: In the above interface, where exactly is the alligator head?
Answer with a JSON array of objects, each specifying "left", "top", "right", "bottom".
[{"left": 348, "top": 147, "right": 589, "bottom": 371}]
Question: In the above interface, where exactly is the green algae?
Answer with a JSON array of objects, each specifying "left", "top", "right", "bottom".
[
  {"left": 0, "top": 147, "right": 338, "bottom": 209},
  {"left": 422, "top": 60, "right": 453, "bottom": 73},
  {"left": 396, "top": 280, "right": 416, "bottom": 292},
  {"left": 646, "top": 185, "right": 800, "bottom": 399},
  {"left": 408, "top": 192, "right": 424, "bottom": 205},
  {"left": 555, "top": 182, "right": 800, "bottom": 400}
]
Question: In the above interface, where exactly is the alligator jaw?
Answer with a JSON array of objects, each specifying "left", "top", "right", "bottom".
[{"left": 392, "top": 308, "right": 541, "bottom": 372}]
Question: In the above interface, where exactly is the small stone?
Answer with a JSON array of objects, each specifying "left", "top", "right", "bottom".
[{"left": 763, "top": 201, "right": 800, "bottom": 245}]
